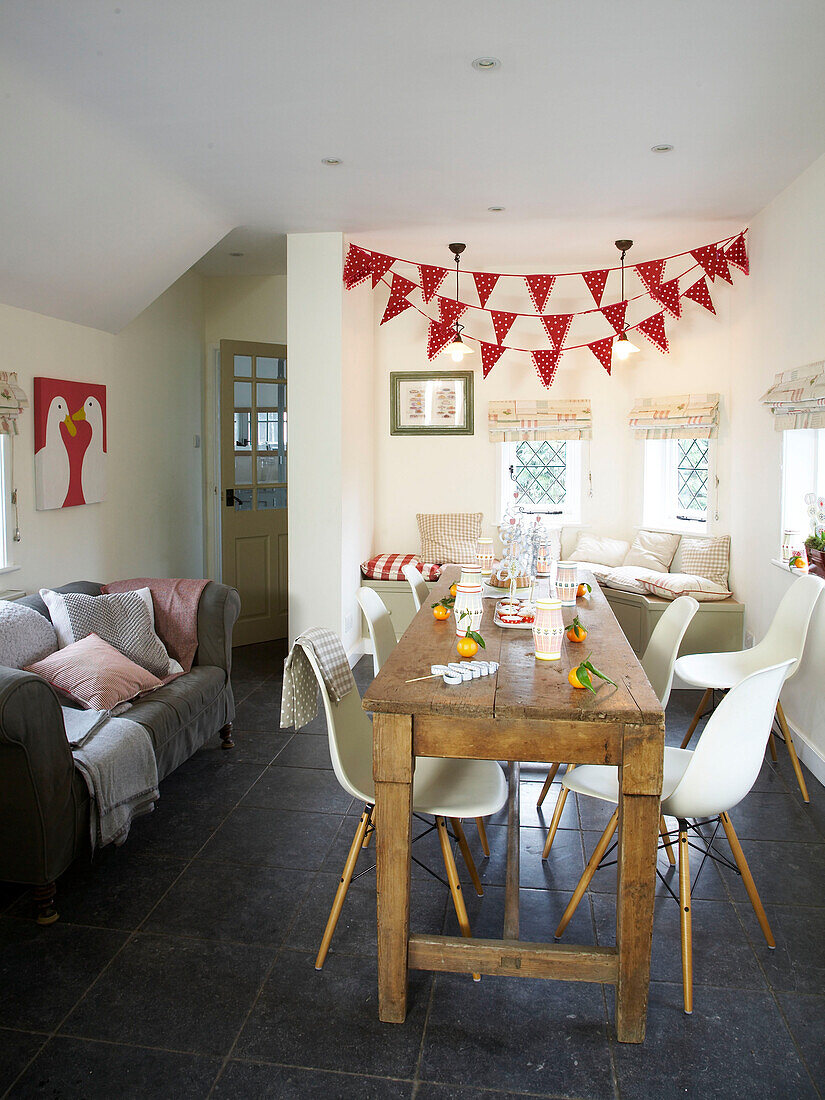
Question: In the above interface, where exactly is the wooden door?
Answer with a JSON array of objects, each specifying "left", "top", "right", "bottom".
[{"left": 220, "top": 340, "right": 288, "bottom": 644}]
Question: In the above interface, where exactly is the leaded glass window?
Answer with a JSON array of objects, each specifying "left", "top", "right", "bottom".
[
  {"left": 676, "top": 438, "right": 709, "bottom": 518},
  {"left": 510, "top": 441, "right": 567, "bottom": 510}
]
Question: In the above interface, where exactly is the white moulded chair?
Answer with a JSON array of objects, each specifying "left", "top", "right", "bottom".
[
  {"left": 356, "top": 587, "right": 397, "bottom": 677},
  {"left": 675, "top": 573, "right": 824, "bottom": 802},
  {"left": 540, "top": 595, "right": 700, "bottom": 859},
  {"left": 552, "top": 659, "right": 793, "bottom": 1014},
  {"left": 402, "top": 562, "right": 431, "bottom": 612},
  {"left": 298, "top": 640, "right": 507, "bottom": 971}
]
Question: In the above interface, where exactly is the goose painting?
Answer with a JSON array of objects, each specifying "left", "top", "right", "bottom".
[{"left": 34, "top": 378, "right": 107, "bottom": 509}]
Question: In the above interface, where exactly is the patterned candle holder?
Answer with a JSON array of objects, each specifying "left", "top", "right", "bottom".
[
  {"left": 476, "top": 538, "right": 494, "bottom": 576},
  {"left": 555, "top": 561, "right": 579, "bottom": 607},
  {"left": 459, "top": 564, "right": 483, "bottom": 587},
  {"left": 781, "top": 530, "right": 803, "bottom": 562},
  {"left": 533, "top": 598, "right": 564, "bottom": 661},
  {"left": 454, "top": 583, "right": 483, "bottom": 638},
  {"left": 536, "top": 540, "right": 553, "bottom": 576}
]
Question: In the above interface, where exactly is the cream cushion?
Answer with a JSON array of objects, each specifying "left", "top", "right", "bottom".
[
  {"left": 417, "top": 512, "right": 483, "bottom": 565},
  {"left": 644, "top": 573, "right": 731, "bottom": 602},
  {"left": 569, "top": 533, "right": 630, "bottom": 569},
  {"left": 624, "top": 530, "right": 680, "bottom": 572},
  {"left": 603, "top": 566, "right": 660, "bottom": 595}
]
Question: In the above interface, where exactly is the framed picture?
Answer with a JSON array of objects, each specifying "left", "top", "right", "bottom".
[
  {"left": 390, "top": 371, "right": 474, "bottom": 436},
  {"left": 33, "top": 377, "right": 107, "bottom": 510}
]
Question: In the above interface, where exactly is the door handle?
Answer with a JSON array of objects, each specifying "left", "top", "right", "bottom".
[{"left": 225, "top": 489, "right": 245, "bottom": 507}]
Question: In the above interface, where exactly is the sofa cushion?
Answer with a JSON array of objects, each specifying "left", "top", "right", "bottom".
[
  {"left": 674, "top": 534, "right": 731, "bottom": 587},
  {"left": 417, "top": 512, "right": 483, "bottom": 565},
  {"left": 566, "top": 561, "right": 614, "bottom": 584},
  {"left": 569, "top": 533, "right": 630, "bottom": 568},
  {"left": 0, "top": 600, "right": 57, "bottom": 669},
  {"left": 361, "top": 554, "right": 441, "bottom": 582},
  {"left": 623, "top": 530, "right": 680, "bottom": 572},
  {"left": 643, "top": 572, "right": 732, "bottom": 602},
  {"left": 602, "top": 566, "right": 659, "bottom": 595},
  {"left": 26, "top": 633, "right": 164, "bottom": 710}
]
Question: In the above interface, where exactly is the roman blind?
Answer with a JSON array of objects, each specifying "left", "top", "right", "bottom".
[
  {"left": 628, "top": 393, "right": 720, "bottom": 439},
  {"left": 0, "top": 372, "right": 29, "bottom": 436},
  {"left": 488, "top": 399, "right": 592, "bottom": 442},
  {"left": 761, "top": 362, "right": 825, "bottom": 431}
]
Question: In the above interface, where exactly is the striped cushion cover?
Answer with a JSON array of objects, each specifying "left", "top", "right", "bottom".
[
  {"left": 643, "top": 573, "right": 731, "bottom": 602},
  {"left": 417, "top": 512, "right": 483, "bottom": 565},
  {"left": 361, "top": 554, "right": 442, "bottom": 582},
  {"left": 25, "top": 632, "right": 164, "bottom": 710}
]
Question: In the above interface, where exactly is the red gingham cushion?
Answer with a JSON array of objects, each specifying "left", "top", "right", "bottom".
[{"left": 360, "top": 554, "right": 442, "bottom": 583}]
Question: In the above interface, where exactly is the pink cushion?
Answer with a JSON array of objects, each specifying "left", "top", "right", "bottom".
[
  {"left": 361, "top": 554, "right": 442, "bottom": 582},
  {"left": 26, "top": 632, "right": 164, "bottom": 710}
]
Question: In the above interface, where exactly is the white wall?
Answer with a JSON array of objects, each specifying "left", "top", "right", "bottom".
[
  {"left": 2, "top": 270, "right": 205, "bottom": 593},
  {"left": 726, "top": 152, "right": 825, "bottom": 778}
]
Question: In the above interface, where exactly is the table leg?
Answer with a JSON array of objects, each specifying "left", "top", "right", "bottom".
[
  {"left": 374, "top": 713, "right": 414, "bottom": 1023},
  {"left": 615, "top": 723, "right": 663, "bottom": 1044}
]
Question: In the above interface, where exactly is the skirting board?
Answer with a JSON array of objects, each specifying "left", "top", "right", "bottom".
[{"left": 347, "top": 638, "right": 366, "bottom": 668}]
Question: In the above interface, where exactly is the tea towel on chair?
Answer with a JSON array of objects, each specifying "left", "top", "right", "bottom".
[{"left": 280, "top": 627, "right": 355, "bottom": 729}]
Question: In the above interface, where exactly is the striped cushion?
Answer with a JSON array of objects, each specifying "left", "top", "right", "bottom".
[
  {"left": 361, "top": 554, "right": 441, "bottom": 582},
  {"left": 644, "top": 573, "right": 731, "bottom": 602},
  {"left": 417, "top": 513, "right": 483, "bottom": 565},
  {"left": 26, "top": 633, "right": 164, "bottom": 710}
]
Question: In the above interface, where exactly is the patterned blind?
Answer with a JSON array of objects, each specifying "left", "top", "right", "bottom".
[
  {"left": 488, "top": 399, "right": 592, "bottom": 442},
  {"left": 761, "top": 362, "right": 825, "bottom": 431},
  {"left": 627, "top": 393, "right": 720, "bottom": 440},
  {"left": 0, "top": 372, "right": 29, "bottom": 436}
]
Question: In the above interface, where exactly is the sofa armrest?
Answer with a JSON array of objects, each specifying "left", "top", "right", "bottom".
[
  {"left": 0, "top": 668, "right": 81, "bottom": 885},
  {"left": 194, "top": 581, "right": 241, "bottom": 675}
]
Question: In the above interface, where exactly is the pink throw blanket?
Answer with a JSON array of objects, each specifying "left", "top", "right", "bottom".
[{"left": 102, "top": 578, "right": 209, "bottom": 673}]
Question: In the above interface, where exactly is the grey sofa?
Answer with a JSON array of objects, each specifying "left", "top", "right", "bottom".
[{"left": 0, "top": 580, "right": 240, "bottom": 923}]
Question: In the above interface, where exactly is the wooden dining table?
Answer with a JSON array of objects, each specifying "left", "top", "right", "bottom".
[{"left": 362, "top": 566, "right": 665, "bottom": 1043}]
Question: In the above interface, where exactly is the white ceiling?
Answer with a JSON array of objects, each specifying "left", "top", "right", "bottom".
[{"left": 2, "top": 1, "right": 824, "bottom": 330}]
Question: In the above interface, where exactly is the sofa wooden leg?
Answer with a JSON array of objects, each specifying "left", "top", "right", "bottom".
[
  {"left": 34, "top": 883, "right": 58, "bottom": 926},
  {"left": 220, "top": 723, "right": 235, "bottom": 750}
]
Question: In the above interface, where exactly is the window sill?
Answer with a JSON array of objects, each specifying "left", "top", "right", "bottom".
[
  {"left": 638, "top": 522, "right": 710, "bottom": 537},
  {"left": 770, "top": 558, "right": 808, "bottom": 575},
  {"left": 0, "top": 564, "right": 21, "bottom": 576}
]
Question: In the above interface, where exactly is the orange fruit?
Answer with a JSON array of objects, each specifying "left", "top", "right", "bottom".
[
  {"left": 456, "top": 636, "right": 478, "bottom": 658},
  {"left": 577, "top": 582, "right": 591, "bottom": 598},
  {"left": 567, "top": 620, "right": 587, "bottom": 643},
  {"left": 449, "top": 583, "right": 457, "bottom": 598},
  {"left": 568, "top": 666, "right": 587, "bottom": 689},
  {"left": 433, "top": 605, "right": 450, "bottom": 620},
  {"left": 789, "top": 555, "right": 807, "bottom": 571}
]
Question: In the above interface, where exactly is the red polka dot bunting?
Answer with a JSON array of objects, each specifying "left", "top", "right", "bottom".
[
  {"left": 540, "top": 314, "right": 573, "bottom": 348},
  {"left": 438, "top": 297, "right": 467, "bottom": 328},
  {"left": 370, "top": 252, "right": 395, "bottom": 288},
  {"left": 588, "top": 337, "right": 614, "bottom": 374},
  {"left": 343, "top": 245, "right": 373, "bottom": 289},
  {"left": 524, "top": 274, "right": 555, "bottom": 313},
  {"left": 683, "top": 276, "right": 716, "bottom": 314},
  {"left": 636, "top": 312, "right": 669, "bottom": 353},
  {"left": 380, "top": 274, "right": 417, "bottom": 325},
  {"left": 532, "top": 349, "right": 560, "bottom": 388},
  {"left": 690, "top": 246, "right": 718, "bottom": 282},
  {"left": 491, "top": 310, "right": 517, "bottom": 345},
  {"left": 714, "top": 248, "right": 733, "bottom": 284},
  {"left": 582, "top": 269, "right": 609, "bottom": 306},
  {"left": 635, "top": 259, "right": 665, "bottom": 294},
  {"left": 473, "top": 271, "right": 500, "bottom": 308},
  {"left": 480, "top": 341, "right": 506, "bottom": 378},
  {"left": 426, "top": 319, "right": 455, "bottom": 360},
  {"left": 725, "top": 233, "right": 749, "bottom": 275},
  {"left": 651, "top": 277, "right": 682, "bottom": 319},
  {"left": 599, "top": 301, "right": 627, "bottom": 335},
  {"left": 419, "top": 265, "right": 448, "bottom": 303}
]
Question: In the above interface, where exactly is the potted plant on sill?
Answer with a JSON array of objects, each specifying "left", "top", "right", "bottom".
[{"left": 804, "top": 534, "right": 825, "bottom": 578}]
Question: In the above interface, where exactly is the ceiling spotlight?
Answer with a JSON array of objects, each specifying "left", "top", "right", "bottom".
[
  {"left": 321, "top": 157, "right": 342, "bottom": 166},
  {"left": 487, "top": 206, "right": 505, "bottom": 213},
  {"left": 472, "top": 57, "right": 501, "bottom": 71},
  {"left": 651, "top": 144, "right": 674, "bottom": 153},
  {"left": 229, "top": 251, "right": 244, "bottom": 257}
]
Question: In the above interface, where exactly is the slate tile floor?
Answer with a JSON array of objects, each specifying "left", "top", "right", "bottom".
[{"left": 1, "top": 640, "right": 824, "bottom": 1098}]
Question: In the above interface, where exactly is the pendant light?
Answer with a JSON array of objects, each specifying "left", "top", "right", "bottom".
[
  {"left": 613, "top": 239, "right": 639, "bottom": 361},
  {"left": 441, "top": 243, "right": 474, "bottom": 362}
]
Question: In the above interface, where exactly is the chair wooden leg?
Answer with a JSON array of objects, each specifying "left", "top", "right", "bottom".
[
  {"left": 776, "top": 701, "right": 810, "bottom": 803},
  {"left": 437, "top": 817, "right": 479, "bottom": 981},
  {"left": 315, "top": 804, "right": 372, "bottom": 970},
  {"left": 555, "top": 809, "right": 619, "bottom": 939},
  {"left": 542, "top": 766, "right": 575, "bottom": 859},
  {"left": 720, "top": 812, "right": 775, "bottom": 949},
  {"left": 660, "top": 816, "right": 676, "bottom": 866},
  {"left": 475, "top": 816, "right": 490, "bottom": 857},
  {"left": 536, "top": 763, "right": 561, "bottom": 808},
  {"left": 768, "top": 732, "right": 779, "bottom": 762},
  {"left": 451, "top": 818, "right": 484, "bottom": 897},
  {"left": 678, "top": 823, "right": 693, "bottom": 1014},
  {"left": 34, "top": 882, "right": 58, "bottom": 926},
  {"left": 680, "top": 689, "right": 713, "bottom": 750}
]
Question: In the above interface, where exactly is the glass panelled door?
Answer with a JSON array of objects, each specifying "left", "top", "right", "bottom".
[{"left": 220, "top": 340, "right": 288, "bottom": 644}]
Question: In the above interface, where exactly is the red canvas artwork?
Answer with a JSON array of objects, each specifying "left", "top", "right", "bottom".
[{"left": 33, "top": 377, "right": 107, "bottom": 510}]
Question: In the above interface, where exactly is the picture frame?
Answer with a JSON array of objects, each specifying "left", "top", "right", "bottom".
[{"left": 389, "top": 370, "right": 474, "bottom": 436}]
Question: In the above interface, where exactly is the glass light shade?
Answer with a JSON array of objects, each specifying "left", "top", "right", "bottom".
[
  {"left": 613, "top": 332, "right": 639, "bottom": 360},
  {"left": 442, "top": 332, "right": 474, "bottom": 361}
]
